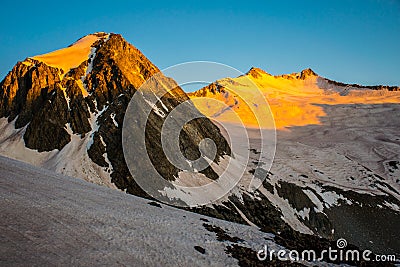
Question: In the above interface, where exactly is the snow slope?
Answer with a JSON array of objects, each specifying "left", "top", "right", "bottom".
[
  {"left": 267, "top": 102, "right": 400, "bottom": 255},
  {"left": 0, "top": 113, "right": 115, "bottom": 188},
  {"left": 0, "top": 155, "right": 289, "bottom": 266},
  {"left": 30, "top": 33, "right": 109, "bottom": 74}
]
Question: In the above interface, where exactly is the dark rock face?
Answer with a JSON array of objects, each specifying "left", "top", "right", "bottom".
[
  {"left": 63, "top": 79, "right": 92, "bottom": 135},
  {"left": 0, "top": 59, "right": 61, "bottom": 125},
  {"left": 24, "top": 86, "right": 71, "bottom": 152},
  {"left": 141, "top": 92, "right": 230, "bottom": 182},
  {"left": 0, "top": 58, "right": 92, "bottom": 152},
  {"left": 299, "top": 68, "right": 317, "bottom": 79},
  {"left": 275, "top": 181, "right": 332, "bottom": 238},
  {"left": 87, "top": 132, "right": 108, "bottom": 167},
  {"left": 322, "top": 78, "right": 400, "bottom": 91}
]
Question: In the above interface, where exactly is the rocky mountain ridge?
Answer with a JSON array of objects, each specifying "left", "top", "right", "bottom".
[{"left": 246, "top": 66, "right": 400, "bottom": 91}]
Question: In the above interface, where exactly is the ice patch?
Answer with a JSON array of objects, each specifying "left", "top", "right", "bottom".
[
  {"left": 111, "top": 113, "right": 118, "bottom": 127},
  {"left": 144, "top": 98, "right": 166, "bottom": 118},
  {"left": 154, "top": 93, "right": 169, "bottom": 111},
  {"left": 303, "top": 189, "right": 324, "bottom": 213},
  {"left": 297, "top": 207, "right": 310, "bottom": 220}
]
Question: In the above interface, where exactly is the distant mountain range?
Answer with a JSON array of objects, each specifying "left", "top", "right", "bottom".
[
  {"left": 189, "top": 66, "right": 400, "bottom": 129},
  {"left": 1, "top": 32, "right": 399, "bottom": 263}
]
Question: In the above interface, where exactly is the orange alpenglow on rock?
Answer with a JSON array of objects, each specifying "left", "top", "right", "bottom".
[{"left": 189, "top": 67, "right": 400, "bottom": 129}]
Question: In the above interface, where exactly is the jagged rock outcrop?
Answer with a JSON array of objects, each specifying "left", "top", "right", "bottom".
[
  {"left": 322, "top": 77, "right": 400, "bottom": 91},
  {"left": 299, "top": 68, "right": 317, "bottom": 79},
  {"left": 24, "top": 85, "right": 71, "bottom": 151},
  {"left": 245, "top": 66, "right": 318, "bottom": 80},
  {"left": 0, "top": 59, "right": 61, "bottom": 126},
  {"left": 246, "top": 67, "right": 271, "bottom": 79}
]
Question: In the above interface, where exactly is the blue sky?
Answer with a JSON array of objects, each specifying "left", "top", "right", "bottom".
[{"left": 1, "top": 0, "right": 399, "bottom": 86}]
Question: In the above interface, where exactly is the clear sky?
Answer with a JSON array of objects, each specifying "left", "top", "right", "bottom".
[{"left": 1, "top": 0, "right": 399, "bottom": 86}]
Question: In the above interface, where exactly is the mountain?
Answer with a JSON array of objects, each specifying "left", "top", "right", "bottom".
[
  {"left": 0, "top": 32, "right": 230, "bottom": 197},
  {"left": 189, "top": 66, "right": 400, "bottom": 256},
  {"left": 1, "top": 33, "right": 400, "bottom": 263},
  {"left": 189, "top": 67, "right": 400, "bottom": 129}
]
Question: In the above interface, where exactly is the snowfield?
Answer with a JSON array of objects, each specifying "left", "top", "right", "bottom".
[
  {"left": 30, "top": 33, "right": 109, "bottom": 74},
  {"left": 0, "top": 156, "right": 288, "bottom": 266}
]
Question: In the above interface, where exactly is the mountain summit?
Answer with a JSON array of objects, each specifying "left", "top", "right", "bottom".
[
  {"left": 246, "top": 66, "right": 317, "bottom": 80},
  {"left": 31, "top": 32, "right": 110, "bottom": 73}
]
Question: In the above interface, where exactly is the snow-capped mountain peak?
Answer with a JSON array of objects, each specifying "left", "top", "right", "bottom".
[
  {"left": 189, "top": 66, "right": 400, "bottom": 129},
  {"left": 30, "top": 32, "right": 110, "bottom": 74},
  {"left": 0, "top": 33, "right": 230, "bottom": 196}
]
